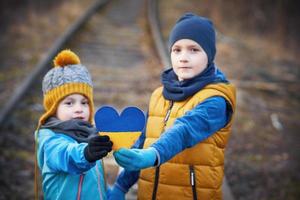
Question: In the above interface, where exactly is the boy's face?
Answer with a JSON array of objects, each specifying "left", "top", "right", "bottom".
[
  {"left": 56, "top": 94, "right": 90, "bottom": 122},
  {"left": 171, "top": 39, "right": 208, "bottom": 81}
]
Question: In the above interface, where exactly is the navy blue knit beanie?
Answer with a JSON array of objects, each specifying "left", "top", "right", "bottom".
[{"left": 168, "top": 13, "right": 216, "bottom": 63}]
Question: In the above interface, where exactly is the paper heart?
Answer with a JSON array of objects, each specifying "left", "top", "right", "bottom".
[
  {"left": 94, "top": 106, "right": 145, "bottom": 150},
  {"left": 94, "top": 106, "right": 145, "bottom": 132}
]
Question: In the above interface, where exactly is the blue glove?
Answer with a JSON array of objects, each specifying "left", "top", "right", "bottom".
[
  {"left": 114, "top": 147, "right": 157, "bottom": 171},
  {"left": 107, "top": 185, "right": 125, "bottom": 200}
]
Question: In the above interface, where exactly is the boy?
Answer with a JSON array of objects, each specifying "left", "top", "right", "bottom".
[
  {"left": 109, "top": 13, "right": 236, "bottom": 200},
  {"left": 35, "top": 50, "right": 113, "bottom": 199}
]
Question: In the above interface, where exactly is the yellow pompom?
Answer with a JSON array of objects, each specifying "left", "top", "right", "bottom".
[{"left": 53, "top": 49, "right": 80, "bottom": 67}]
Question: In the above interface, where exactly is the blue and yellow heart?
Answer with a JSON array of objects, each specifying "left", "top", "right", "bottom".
[{"left": 94, "top": 106, "right": 145, "bottom": 150}]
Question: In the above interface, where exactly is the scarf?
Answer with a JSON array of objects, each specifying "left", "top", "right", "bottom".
[
  {"left": 162, "top": 63, "right": 227, "bottom": 101},
  {"left": 40, "top": 117, "right": 97, "bottom": 143}
]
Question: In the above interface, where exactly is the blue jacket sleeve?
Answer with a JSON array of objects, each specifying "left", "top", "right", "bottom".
[
  {"left": 114, "top": 169, "right": 140, "bottom": 193},
  {"left": 38, "top": 130, "right": 95, "bottom": 174},
  {"left": 151, "top": 96, "right": 231, "bottom": 164}
]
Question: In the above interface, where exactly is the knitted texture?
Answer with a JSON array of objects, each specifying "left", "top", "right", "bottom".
[
  {"left": 42, "top": 64, "right": 93, "bottom": 94},
  {"left": 38, "top": 50, "right": 94, "bottom": 126}
]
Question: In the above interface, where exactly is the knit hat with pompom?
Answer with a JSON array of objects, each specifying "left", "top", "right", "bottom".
[{"left": 38, "top": 49, "right": 94, "bottom": 126}]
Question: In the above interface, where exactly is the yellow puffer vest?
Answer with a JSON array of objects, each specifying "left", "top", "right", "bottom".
[{"left": 137, "top": 83, "right": 236, "bottom": 200}]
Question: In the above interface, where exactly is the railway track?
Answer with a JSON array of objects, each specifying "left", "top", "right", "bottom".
[
  {"left": 0, "top": 0, "right": 234, "bottom": 199},
  {"left": 0, "top": 0, "right": 160, "bottom": 199}
]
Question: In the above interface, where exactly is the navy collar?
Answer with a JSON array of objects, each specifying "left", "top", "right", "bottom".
[{"left": 161, "top": 63, "right": 227, "bottom": 101}]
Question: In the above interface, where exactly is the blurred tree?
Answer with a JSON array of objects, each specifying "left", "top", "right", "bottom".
[
  {"left": 0, "top": 0, "right": 61, "bottom": 32},
  {"left": 209, "top": 0, "right": 300, "bottom": 51}
]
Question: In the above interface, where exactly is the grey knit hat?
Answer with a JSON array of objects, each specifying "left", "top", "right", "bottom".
[{"left": 42, "top": 64, "right": 93, "bottom": 94}]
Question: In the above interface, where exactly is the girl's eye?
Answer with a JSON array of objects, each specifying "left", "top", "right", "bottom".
[
  {"left": 82, "top": 101, "right": 89, "bottom": 105},
  {"left": 64, "top": 101, "right": 73, "bottom": 106},
  {"left": 191, "top": 48, "right": 200, "bottom": 52}
]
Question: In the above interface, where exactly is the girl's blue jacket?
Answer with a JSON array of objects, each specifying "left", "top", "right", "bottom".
[{"left": 36, "top": 129, "right": 107, "bottom": 200}]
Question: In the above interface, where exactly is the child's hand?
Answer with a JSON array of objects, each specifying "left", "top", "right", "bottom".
[
  {"left": 84, "top": 135, "right": 113, "bottom": 162},
  {"left": 113, "top": 147, "right": 157, "bottom": 171},
  {"left": 107, "top": 185, "right": 125, "bottom": 200}
]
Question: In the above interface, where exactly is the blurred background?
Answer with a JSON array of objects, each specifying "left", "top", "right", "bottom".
[{"left": 0, "top": 0, "right": 299, "bottom": 199}]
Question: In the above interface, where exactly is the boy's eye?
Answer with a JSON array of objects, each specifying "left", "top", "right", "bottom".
[
  {"left": 172, "top": 48, "right": 180, "bottom": 53},
  {"left": 191, "top": 48, "right": 200, "bottom": 52}
]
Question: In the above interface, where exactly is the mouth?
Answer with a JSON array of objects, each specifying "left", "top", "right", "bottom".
[
  {"left": 73, "top": 116, "right": 85, "bottom": 120},
  {"left": 178, "top": 66, "right": 191, "bottom": 69}
]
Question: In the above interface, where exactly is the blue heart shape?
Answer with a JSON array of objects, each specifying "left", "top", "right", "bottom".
[{"left": 94, "top": 106, "right": 145, "bottom": 132}]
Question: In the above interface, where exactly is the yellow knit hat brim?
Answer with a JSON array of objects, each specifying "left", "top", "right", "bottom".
[{"left": 38, "top": 82, "right": 94, "bottom": 127}]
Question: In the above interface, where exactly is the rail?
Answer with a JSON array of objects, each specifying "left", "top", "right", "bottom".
[{"left": 0, "top": 0, "right": 109, "bottom": 126}]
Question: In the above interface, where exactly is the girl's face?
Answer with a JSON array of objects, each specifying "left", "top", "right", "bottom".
[
  {"left": 56, "top": 94, "right": 90, "bottom": 122},
  {"left": 171, "top": 39, "right": 208, "bottom": 81}
]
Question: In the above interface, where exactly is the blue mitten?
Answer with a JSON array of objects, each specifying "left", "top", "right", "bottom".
[
  {"left": 107, "top": 185, "right": 125, "bottom": 200},
  {"left": 114, "top": 147, "right": 157, "bottom": 171}
]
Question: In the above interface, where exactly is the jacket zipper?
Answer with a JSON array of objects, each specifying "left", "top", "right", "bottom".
[
  {"left": 163, "top": 101, "right": 174, "bottom": 128},
  {"left": 189, "top": 165, "right": 198, "bottom": 200},
  {"left": 77, "top": 166, "right": 103, "bottom": 200},
  {"left": 95, "top": 162, "right": 104, "bottom": 200},
  {"left": 77, "top": 174, "right": 85, "bottom": 200},
  {"left": 152, "top": 100, "right": 174, "bottom": 200}
]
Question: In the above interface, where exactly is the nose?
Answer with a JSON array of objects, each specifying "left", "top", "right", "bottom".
[
  {"left": 179, "top": 51, "right": 188, "bottom": 63},
  {"left": 74, "top": 103, "right": 83, "bottom": 113}
]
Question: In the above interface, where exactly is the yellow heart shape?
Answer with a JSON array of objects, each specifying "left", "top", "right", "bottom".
[{"left": 99, "top": 132, "right": 141, "bottom": 150}]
